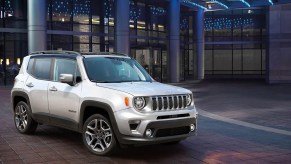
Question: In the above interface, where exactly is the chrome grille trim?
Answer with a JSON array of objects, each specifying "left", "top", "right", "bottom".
[
  {"left": 166, "top": 97, "right": 170, "bottom": 111},
  {"left": 161, "top": 97, "right": 164, "bottom": 111},
  {"left": 182, "top": 95, "right": 185, "bottom": 108},
  {"left": 151, "top": 95, "right": 189, "bottom": 112}
]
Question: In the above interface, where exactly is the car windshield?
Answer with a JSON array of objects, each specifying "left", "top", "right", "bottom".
[{"left": 83, "top": 56, "right": 152, "bottom": 83}]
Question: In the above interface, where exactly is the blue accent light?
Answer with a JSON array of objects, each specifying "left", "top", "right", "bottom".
[
  {"left": 129, "top": 1, "right": 142, "bottom": 21},
  {"left": 268, "top": 0, "right": 274, "bottom": 5},
  {"left": 150, "top": 6, "right": 166, "bottom": 16},
  {"left": 49, "top": 0, "right": 91, "bottom": 17},
  {"left": 209, "top": 0, "right": 229, "bottom": 9},
  {"left": 238, "top": 0, "right": 251, "bottom": 7},
  {"left": 182, "top": 0, "right": 208, "bottom": 11},
  {"left": 204, "top": 17, "right": 254, "bottom": 30},
  {"left": 3, "top": 0, "right": 14, "bottom": 16},
  {"left": 180, "top": 18, "right": 189, "bottom": 30},
  {"left": 105, "top": 0, "right": 114, "bottom": 18}
]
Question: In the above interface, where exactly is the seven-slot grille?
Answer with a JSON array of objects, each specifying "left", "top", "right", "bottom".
[{"left": 151, "top": 95, "right": 188, "bottom": 111}]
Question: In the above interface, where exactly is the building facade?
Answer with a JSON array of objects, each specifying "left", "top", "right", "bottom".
[{"left": 0, "top": 0, "right": 291, "bottom": 85}]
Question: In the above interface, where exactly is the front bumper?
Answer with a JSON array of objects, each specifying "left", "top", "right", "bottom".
[
  {"left": 114, "top": 107, "right": 198, "bottom": 145},
  {"left": 117, "top": 117, "right": 197, "bottom": 145}
]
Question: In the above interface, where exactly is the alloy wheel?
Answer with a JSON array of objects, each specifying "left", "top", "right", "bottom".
[
  {"left": 15, "top": 104, "right": 28, "bottom": 131},
  {"left": 85, "top": 118, "right": 113, "bottom": 153}
]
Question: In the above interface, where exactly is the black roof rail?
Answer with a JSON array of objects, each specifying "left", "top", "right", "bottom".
[
  {"left": 29, "top": 51, "right": 128, "bottom": 57},
  {"left": 81, "top": 52, "right": 128, "bottom": 57},
  {"left": 30, "top": 50, "right": 81, "bottom": 56}
]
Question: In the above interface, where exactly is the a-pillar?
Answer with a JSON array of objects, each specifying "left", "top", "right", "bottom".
[
  {"left": 28, "top": 0, "right": 47, "bottom": 53},
  {"left": 167, "top": 0, "right": 180, "bottom": 83},
  {"left": 114, "top": 0, "right": 130, "bottom": 55}
]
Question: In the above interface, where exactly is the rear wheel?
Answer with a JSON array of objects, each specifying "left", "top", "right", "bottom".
[
  {"left": 82, "top": 114, "right": 117, "bottom": 156},
  {"left": 14, "top": 101, "right": 38, "bottom": 134}
]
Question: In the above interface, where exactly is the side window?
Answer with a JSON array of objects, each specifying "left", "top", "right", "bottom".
[
  {"left": 27, "top": 58, "right": 35, "bottom": 74},
  {"left": 33, "top": 58, "right": 52, "bottom": 80},
  {"left": 53, "top": 58, "right": 78, "bottom": 82}
]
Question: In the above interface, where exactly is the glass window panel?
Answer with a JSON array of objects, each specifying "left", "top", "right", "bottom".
[
  {"left": 52, "top": 43, "right": 73, "bottom": 51},
  {"left": 92, "top": 44, "right": 100, "bottom": 52},
  {"left": 233, "top": 50, "right": 242, "bottom": 71},
  {"left": 242, "top": 49, "right": 262, "bottom": 71},
  {"left": 213, "top": 50, "right": 232, "bottom": 71},
  {"left": 138, "top": 30, "right": 147, "bottom": 36},
  {"left": 109, "top": 27, "right": 114, "bottom": 35},
  {"left": 53, "top": 58, "right": 76, "bottom": 81},
  {"left": 233, "top": 28, "right": 242, "bottom": 41},
  {"left": 73, "top": 0, "right": 90, "bottom": 24},
  {"left": 262, "top": 49, "right": 266, "bottom": 71},
  {"left": 53, "top": 35, "right": 72, "bottom": 43},
  {"left": 51, "top": 0, "right": 72, "bottom": 22},
  {"left": 91, "top": 0, "right": 103, "bottom": 25},
  {"left": 33, "top": 58, "right": 52, "bottom": 80},
  {"left": 27, "top": 58, "right": 35, "bottom": 75},
  {"left": 52, "top": 22, "right": 72, "bottom": 31},
  {"left": 74, "top": 44, "right": 89, "bottom": 52},
  {"left": 73, "top": 35, "right": 89, "bottom": 43},
  {"left": 92, "top": 36, "right": 100, "bottom": 43},
  {"left": 73, "top": 24, "right": 90, "bottom": 32},
  {"left": 205, "top": 50, "right": 213, "bottom": 71}
]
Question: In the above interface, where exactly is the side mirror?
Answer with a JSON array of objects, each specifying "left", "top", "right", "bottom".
[{"left": 60, "top": 74, "right": 74, "bottom": 85}]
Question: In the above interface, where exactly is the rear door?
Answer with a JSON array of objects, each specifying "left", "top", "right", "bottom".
[
  {"left": 47, "top": 58, "right": 82, "bottom": 130},
  {"left": 25, "top": 57, "right": 53, "bottom": 123}
]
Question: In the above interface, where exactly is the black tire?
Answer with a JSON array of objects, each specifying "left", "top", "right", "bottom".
[
  {"left": 14, "top": 101, "right": 38, "bottom": 134},
  {"left": 82, "top": 114, "right": 117, "bottom": 156}
]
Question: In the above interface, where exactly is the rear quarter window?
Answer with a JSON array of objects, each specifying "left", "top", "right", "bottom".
[
  {"left": 27, "top": 58, "right": 35, "bottom": 74},
  {"left": 28, "top": 58, "right": 52, "bottom": 80}
]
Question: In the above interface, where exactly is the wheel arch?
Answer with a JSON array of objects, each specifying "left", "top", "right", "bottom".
[
  {"left": 79, "top": 100, "right": 122, "bottom": 141},
  {"left": 11, "top": 91, "right": 31, "bottom": 112}
]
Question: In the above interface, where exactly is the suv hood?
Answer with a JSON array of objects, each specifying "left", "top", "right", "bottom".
[{"left": 97, "top": 82, "right": 191, "bottom": 96}]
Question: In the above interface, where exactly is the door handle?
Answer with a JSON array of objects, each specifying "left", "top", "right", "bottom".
[
  {"left": 49, "top": 86, "right": 58, "bottom": 91},
  {"left": 26, "top": 82, "right": 34, "bottom": 88}
]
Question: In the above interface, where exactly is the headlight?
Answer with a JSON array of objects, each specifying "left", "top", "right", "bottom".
[
  {"left": 133, "top": 97, "right": 146, "bottom": 110},
  {"left": 186, "top": 94, "right": 192, "bottom": 106}
]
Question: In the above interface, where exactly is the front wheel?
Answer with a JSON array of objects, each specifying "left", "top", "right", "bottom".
[
  {"left": 14, "top": 101, "right": 38, "bottom": 134},
  {"left": 82, "top": 114, "right": 117, "bottom": 156}
]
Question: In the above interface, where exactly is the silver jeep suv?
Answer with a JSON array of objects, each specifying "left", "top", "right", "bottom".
[{"left": 11, "top": 51, "right": 198, "bottom": 155}]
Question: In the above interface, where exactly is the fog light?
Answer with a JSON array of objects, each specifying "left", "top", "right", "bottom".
[
  {"left": 145, "top": 129, "right": 152, "bottom": 137},
  {"left": 190, "top": 124, "right": 195, "bottom": 132}
]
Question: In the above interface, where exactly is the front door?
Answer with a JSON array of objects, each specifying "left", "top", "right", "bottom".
[{"left": 48, "top": 58, "right": 82, "bottom": 130}]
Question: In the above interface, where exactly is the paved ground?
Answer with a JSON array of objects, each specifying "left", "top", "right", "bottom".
[
  {"left": 176, "top": 79, "right": 291, "bottom": 132},
  {"left": 1, "top": 80, "right": 291, "bottom": 163}
]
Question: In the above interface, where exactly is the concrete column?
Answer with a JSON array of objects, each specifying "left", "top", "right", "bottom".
[
  {"left": 114, "top": 0, "right": 130, "bottom": 55},
  {"left": 267, "top": 4, "right": 291, "bottom": 83},
  {"left": 167, "top": 0, "right": 180, "bottom": 83},
  {"left": 28, "top": 0, "right": 47, "bottom": 54},
  {"left": 195, "top": 9, "right": 205, "bottom": 80}
]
